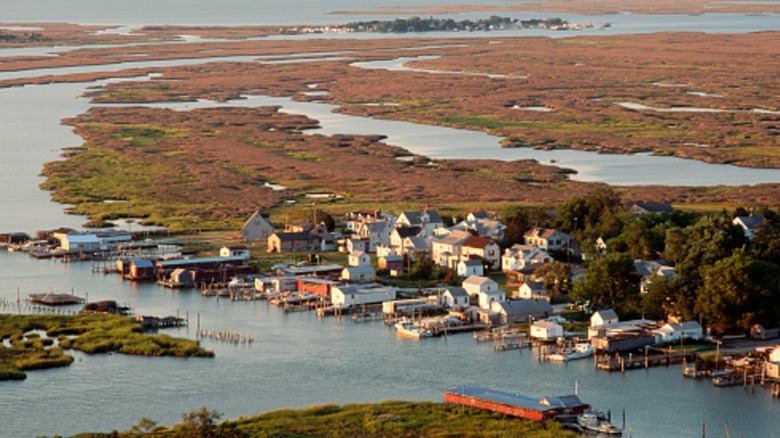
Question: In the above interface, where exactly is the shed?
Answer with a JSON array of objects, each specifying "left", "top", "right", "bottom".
[
  {"left": 591, "top": 309, "right": 619, "bottom": 327},
  {"left": 530, "top": 320, "right": 564, "bottom": 340}
]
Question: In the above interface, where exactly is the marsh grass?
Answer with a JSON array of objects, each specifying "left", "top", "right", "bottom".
[{"left": 0, "top": 314, "right": 212, "bottom": 380}]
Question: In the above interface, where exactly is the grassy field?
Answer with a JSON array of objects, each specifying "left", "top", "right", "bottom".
[{"left": 72, "top": 401, "right": 578, "bottom": 437}]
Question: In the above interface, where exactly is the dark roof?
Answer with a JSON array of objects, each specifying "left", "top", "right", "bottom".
[
  {"left": 627, "top": 202, "right": 673, "bottom": 213},
  {"left": 496, "top": 299, "right": 552, "bottom": 315},
  {"left": 735, "top": 215, "right": 766, "bottom": 229},
  {"left": 394, "top": 226, "right": 422, "bottom": 238}
]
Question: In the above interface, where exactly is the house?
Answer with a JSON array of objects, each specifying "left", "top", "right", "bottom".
[
  {"left": 453, "top": 215, "right": 507, "bottom": 241},
  {"left": 590, "top": 309, "right": 619, "bottom": 327},
  {"left": 356, "top": 220, "right": 393, "bottom": 252},
  {"left": 477, "top": 288, "right": 506, "bottom": 310},
  {"left": 59, "top": 233, "right": 100, "bottom": 252},
  {"left": 220, "top": 245, "right": 250, "bottom": 260},
  {"left": 378, "top": 254, "right": 404, "bottom": 272},
  {"left": 501, "top": 244, "right": 553, "bottom": 272},
  {"left": 341, "top": 266, "right": 376, "bottom": 282},
  {"left": 462, "top": 275, "right": 499, "bottom": 297},
  {"left": 242, "top": 210, "right": 274, "bottom": 242},
  {"left": 733, "top": 215, "right": 766, "bottom": 240},
  {"left": 460, "top": 235, "right": 501, "bottom": 270},
  {"left": 254, "top": 276, "right": 298, "bottom": 294},
  {"left": 431, "top": 229, "right": 472, "bottom": 267},
  {"left": 348, "top": 251, "right": 371, "bottom": 267},
  {"left": 401, "top": 236, "right": 431, "bottom": 261},
  {"left": 346, "top": 238, "right": 371, "bottom": 254},
  {"left": 267, "top": 223, "right": 333, "bottom": 253},
  {"left": 523, "top": 227, "right": 575, "bottom": 252},
  {"left": 517, "top": 281, "right": 549, "bottom": 302},
  {"left": 442, "top": 287, "right": 470, "bottom": 308},
  {"left": 125, "top": 258, "right": 155, "bottom": 281},
  {"left": 396, "top": 210, "right": 444, "bottom": 234},
  {"left": 626, "top": 202, "right": 673, "bottom": 216},
  {"left": 653, "top": 321, "right": 703, "bottom": 344},
  {"left": 330, "top": 284, "right": 397, "bottom": 308},
  {"left": 491, "top": 299, "right": 553, "bottom": 325},
  {"left": 457, "top": 258, "right": 484, "bottom": 277},
  {"left": 390, "top": 226, "right": 422, "bottom": 252},
  {"left": 530, "top": 320, "right": 564, "bottom": 340}
]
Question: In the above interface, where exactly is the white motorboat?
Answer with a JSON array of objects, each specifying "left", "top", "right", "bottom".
[
  {"left": 394, "top": 319, "right": 433, "bottom": 338},
  {"left": 547, "top": 342, "right": 594, "bottom": 362},
  {"left": 577, "top": 412, "right": 622, "bottom": 435}
]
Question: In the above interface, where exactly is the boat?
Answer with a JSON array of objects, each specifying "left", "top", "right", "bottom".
[
  {"left": 394, "top": 318, "right": 432, "bottom": 338},
  {"left": 577, "top": 412, "right": 622, "bottom": 435},
  {"left": 547, "top": 342, "right": 594, "bottom": 362}
]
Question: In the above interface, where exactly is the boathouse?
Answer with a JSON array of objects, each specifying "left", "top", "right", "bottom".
[{"left": 444, "top": 385, "right": 589, "bottom": 421}]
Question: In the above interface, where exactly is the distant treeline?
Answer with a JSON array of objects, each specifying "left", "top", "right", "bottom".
[
  {"left": 0, "top": 32, "right": 49, "bottom": 42},
  {"left": 343, "top": 16, "right": 569, "bottom": 33}
]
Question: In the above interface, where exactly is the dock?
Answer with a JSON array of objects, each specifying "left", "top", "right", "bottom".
[
  {"left": 26, "top": 292, "right": 86, "bottom": 306},
  {"left": 595, "top": 350, "right": 694, "bottom": 372}
]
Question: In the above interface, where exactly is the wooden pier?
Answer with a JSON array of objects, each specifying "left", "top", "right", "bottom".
[{"left": 595, "top": 350, "right": 695, "bottom": 372}]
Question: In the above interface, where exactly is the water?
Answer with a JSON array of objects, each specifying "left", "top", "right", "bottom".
[
  {"left": 2, "top": 3, "right": 780, "bottom": 436},
  {"left": 0, "top": 251, "right": 778, "bottom": 437}
]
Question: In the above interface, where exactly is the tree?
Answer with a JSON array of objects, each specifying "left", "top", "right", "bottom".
[
  {"left": 410, "top": 251, "right": 435, "bottom": 280},
  {"left": 315, "top": 210, "right": 335, "bottom": 232},
  {"left": 695, "top": 252, "right": 780, "bottom": 332},
  {"left": 177, "top": 407, "right": 222, "bottom": 437},
  {"left": 571, "top": 252, "right": 641, "bottom": 316},
  {"left": 533, "top": 261, "right": 571, "bottom": 297},
  {"left": 663, "top": 212, "right": 746, "bottom": 278},
  {"left": 641, "top": 275, "right": 694, "bottom": 321},
  {"left": 129, "top": 417, "right": 163, "bottom": 436}
]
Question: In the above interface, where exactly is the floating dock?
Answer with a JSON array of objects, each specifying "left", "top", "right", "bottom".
[{"left": 26, "top": 292, "right": 86, "bottom": 306}]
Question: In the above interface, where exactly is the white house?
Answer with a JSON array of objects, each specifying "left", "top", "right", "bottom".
[
  {"left": 453, "top": 214, "right": 506, "bottom": 241},
  {"left": 460, "top": 235, "right": 501, "bottom": 270},
  {"left": 242, "top": 210, "right": 274, "bottom": 242},
  {"left": 331, "top": 284, "right": 396, "bottom": 308},
  {"left": 60, "top": 233, "right": 100, "bottom": 252},
  {"left": 530, "top": 320, "right": 564, "bottom": 340},
  {"left": 501, "top": 244, "right": 553, "bottom": 272},
  {"left": 431, "top": 229, "right": 472, "bottom": 267},
  {"left": 356, "top": 220, "right": 393, "bottom": 252},
  {"left": 523, "top": 227, "right": 575, "bottom": 252},
  {"left": 396, "top": 210, "right": 444, "bottom": 234},
  {"left": 462, "top": 275, "right": 499, "bottom": 297},
  {"left": 348, "top": 251, "right": 371, "bottom": 267},
  {"left": 653, "top": 321, "right": 703, "bottom": 344},
  {"left": 220, "top": 245, "right": 250, "bottom": 260},
  {"left": 442, "top": 287, "right": 470, "bottom": 308},
  {"left": 341, "top": 266, "right": 376, "bottom": 282},
  {"left": 591, "top": 309, "right": 619, "bottom": 327},
  {"left": 517, "top": 281, "right": 549, "bottom": 301},
  {"left": 477, "top": 288, "right": 506, "bottom": 310},
  {"left": 457, "top": 258, "right": 484, "bottom": 277}
]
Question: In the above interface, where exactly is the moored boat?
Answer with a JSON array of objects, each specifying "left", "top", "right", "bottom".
[
  {"left": 577, "top": 412, "right": 622, "bottom": 435},
  {"left": 547, "top": 342, "right": 594, "bottom": 362},
  {"left": 395, "top": 318, "right": 432, "bottom": 338}
]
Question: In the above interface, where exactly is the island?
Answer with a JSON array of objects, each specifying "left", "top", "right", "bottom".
[{"left": 0, "top": 314, "right": 212, "bottom": 381}]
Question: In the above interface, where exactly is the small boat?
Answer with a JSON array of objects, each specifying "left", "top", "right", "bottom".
[
  {"left": 395, "top": 319, "right": 433, "bottom": 338},
  {"left": 547, "top": 342, "right": 594, "bottom": 362},
  {"left": 577, "top": 412, "right": 622, "bottom": 435}
]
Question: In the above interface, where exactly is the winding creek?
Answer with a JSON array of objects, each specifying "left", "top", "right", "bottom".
[{"left": 2, "top": 6, "right": 780, "bottom": 436}]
